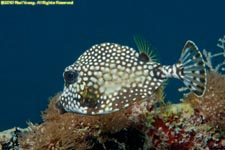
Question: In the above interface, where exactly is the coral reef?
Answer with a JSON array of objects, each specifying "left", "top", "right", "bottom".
[
  {"left": 16, "top": 70, "right": 225, "bottom": 150},
  {"left": 18, "top": 92, "right": 155, "bottom": 150}
]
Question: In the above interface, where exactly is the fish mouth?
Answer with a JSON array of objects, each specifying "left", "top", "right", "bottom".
[
  {"left": 59, "top": 84, "right": 101, "bottom": 114},
  {"left": 60, "top": 96, "right": 90, "bottom": 114},
  {"left": 79, "top": 97, "right": 99, "bottom": 108},
  {"left": 79, "top": 89, "right": 100, "bottom": 108}
]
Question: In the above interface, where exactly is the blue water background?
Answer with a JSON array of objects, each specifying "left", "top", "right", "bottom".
[{"left": 0, "top": 0, "right": 225, "bottom": 131}]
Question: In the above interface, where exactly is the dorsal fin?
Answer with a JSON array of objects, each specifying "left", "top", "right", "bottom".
[
  {"left": 133, "top": 36, "right": 156, "bottom": 62},
  {"left": 139, "top": 52, "right": 150, "bottom": 62}
]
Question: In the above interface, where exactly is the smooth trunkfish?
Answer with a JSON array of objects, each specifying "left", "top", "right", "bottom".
[{"left": 59, "top": 38, "right": 207, "bottom": 115}]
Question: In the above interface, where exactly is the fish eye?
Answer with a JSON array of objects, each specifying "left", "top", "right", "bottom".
[{"left": 64, "top": 70, "right": 78, "bottom": 84}]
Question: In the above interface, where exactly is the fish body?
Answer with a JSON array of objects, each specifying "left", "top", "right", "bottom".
[{"left": 59, "top": 40, "right": 206, "bottom": 115}]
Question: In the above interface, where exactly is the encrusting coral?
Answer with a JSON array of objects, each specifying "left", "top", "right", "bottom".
[
  {"left": 133, "top": 96, "right": 225, "bottom": 149},
  {"left": 127, "top": 85, "right": 225, "bottom": 150},
  {"left": 184, "top": 71, "right": 225, "bottom": 129}
]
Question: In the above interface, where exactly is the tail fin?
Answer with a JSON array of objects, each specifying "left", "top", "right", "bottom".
[{"left": 178, "top": 40, "right": 207, "bottom": 97}]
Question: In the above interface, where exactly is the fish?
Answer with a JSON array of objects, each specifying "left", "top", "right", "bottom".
[{"left": 59, "top": 38, "right": 207, "bottom": 115}]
